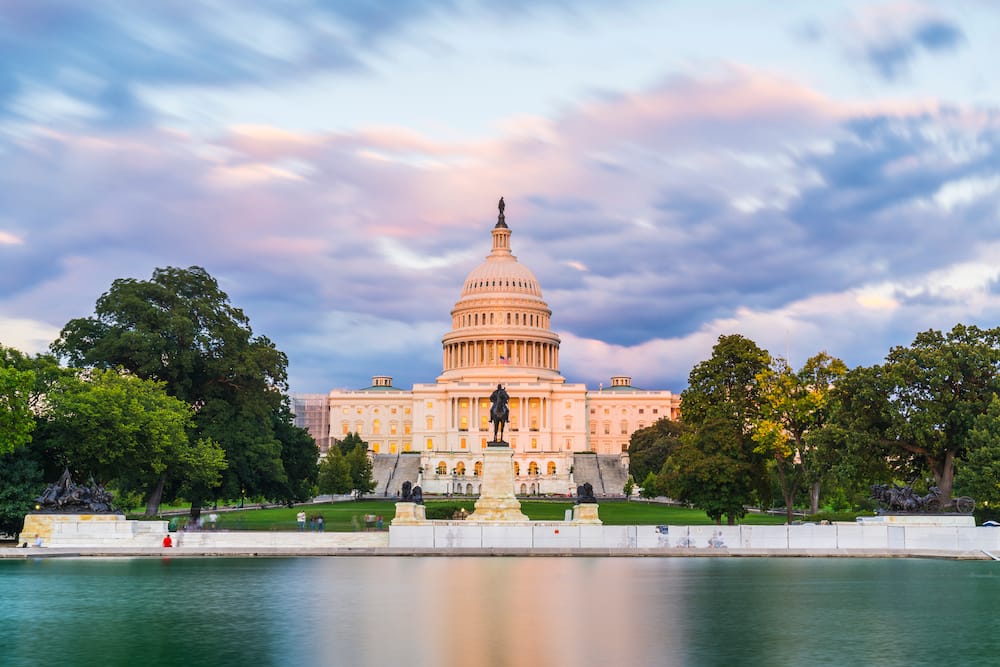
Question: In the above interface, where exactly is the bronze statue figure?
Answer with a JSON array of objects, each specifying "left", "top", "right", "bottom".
[
  {"left": 498, "top": 196, "right": 505, "bottom": 216},
  {"left": 35, "top": 469, "right": 116, "bottom": 513},
  {"left": 490, "top": 383, "right": 509, "bottom": 443},
  {"left": 577, "top": 482, "right": 597, "bottom": 504}
]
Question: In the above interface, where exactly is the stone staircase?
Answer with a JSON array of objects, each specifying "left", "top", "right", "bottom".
[
  {"left": 596, "top": 455, "right": 628, "bottom": 497},
  {"left": 386, "top": 453, "right": 422, "bottom": 498},
  {"left": 372, "top": 454, "right": 399, "bottom": 497},
  {"left": 572, "top": 454, "right": 604, "bottom": 496}
]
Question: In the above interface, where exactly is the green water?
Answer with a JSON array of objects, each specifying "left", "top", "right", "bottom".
[{"left": 4, "top": 557, "right": 1000, "bottom": 667}]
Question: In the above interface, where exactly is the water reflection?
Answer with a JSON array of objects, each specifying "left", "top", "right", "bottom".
[{"left": 4, "top": 557, "right": 1000, "bottom": 667}]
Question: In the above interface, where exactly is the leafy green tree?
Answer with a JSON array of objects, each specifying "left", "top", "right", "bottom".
[
  {"left": 836, "top": 324, "right": 1000, "bottom": 508},
  {"left": 0, "top": 447, "right": 45, "bottom": 540},
  {"left": 669, "top": 334, "right": 771, "bottom": 523},
  {"left": 318, "top": 447, "right": 353, "bottom": 495},
  {"left": 752, "top": 352, "right": 847, "bottom": 520},
  {"left": 346, "top": 443, "right": 375, "bottom": 499},
  {"left": 681, "top": 334, "right": 771, "bottom": 430},
  {"left": 336, "top": 432, "right": 367, "bottom": 455},
  {"left": 50, "top": 266, "right": 316, "bottom": 510},
  {"left": 662, "top": 417, "right": 758, "bottom": 524},
  {"left": 0, "top": 364, "right": 35, "bottom": 455},
  {"left": 43, "top": 368, "right": 226, "bottom": 514},
  {"left": 955, "top": 395, "right": 1000, "bottom": 508},
  {"left": 628, "top": 418, "right": 684, "bottom": 484},
  {"left": 639, "top": 471, "right": 662, "bottom": 499},
  {"left": 623, "top": 475, "right": 635, "bottom": 499},
  {"left": 273, "top": 406, "right": 320, "bottom": 503}
]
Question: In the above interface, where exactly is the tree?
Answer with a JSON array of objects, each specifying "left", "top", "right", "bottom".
[
  {"left": 752, "top": 352, "right": 847, "bottom": 520},
  {"left": 639, "top": 471, "right": 662, "bottom": 499},
  {"left": 661, "top": 417, "right": 758, "bottom": 524},
  {"left": 955, "top": 395, "right": 1000, "bottom": 509},
  {"left": 317, "top": 447, "right": 353, "bottom": 495},
  {"left": 346, "top": 443, "right": 375, "bottom": 499},
  {"left": 623, "top": 476, "right": 635, "bottom": 499},
  {"left": 836, "top": 324, "right": 1000, "bottom": 508},
  {"left": 681, "top": 334, "right": 771, "bottom": 430},
  {"left": 317, "top": 435, "right": 373, "bottom": 498},
  {"left": 50, "top": 266, "right": 317, "bottom": 510},
  {"left": 272, "top": 406, "right": 320, "bottom": 503},
  {"left": 0, "top": 447, "right": 45, "bottom": 541},
  {"left": 0, "top": 364, "right": 35, "bottom": 455},
  {"left": 336, "top": 432, "right": 367, "bottom": 455},
  {"left": 669, "top": 334, "right": 771, "bottom": 523},
  {"left": 43, "top": 368, "right": 226, "bottom": 515},
  {"left": 627, "top": 418, "right": 684, "bottom": 485}
]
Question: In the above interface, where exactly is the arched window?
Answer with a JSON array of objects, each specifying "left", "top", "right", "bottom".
[
  {"left": 474, "top": 461, "right": 483, "bottom": 476},
  {"left": 547, "top": 461, "right": 556, "bottom": 475},
  {"left": 528, "top": 461, "right": 539, "bottom": 476},
  {"left": 513, "top": 462, "right": 520, "bottom": 476},
  {"left": 456, "top": 462, "right": 466, "bottom": 475},
  {"left": 436, "top": 461, "right": 447, "bottom": 475}
]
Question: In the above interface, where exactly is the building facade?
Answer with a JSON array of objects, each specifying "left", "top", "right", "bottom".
[{"left": 296, "top": 203, "right": 680, "bottom": 496}]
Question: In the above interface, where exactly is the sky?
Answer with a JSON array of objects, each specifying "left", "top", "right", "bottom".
[{"left": 2, "top": 0, "right": 1000, "bottom": 395}]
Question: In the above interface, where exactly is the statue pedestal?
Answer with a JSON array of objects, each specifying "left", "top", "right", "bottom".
[
  {"left": 20, "top": 513, "right": 167, "bottom": 547},
  {"left": 468, "top": 446, "right": 528, "bottom": 522},
  {"left": 573, "top": 503, "right": 602, "bottom": 525},
  {"left": 391, "top": 502, "right": 427, "bottom": 525}
]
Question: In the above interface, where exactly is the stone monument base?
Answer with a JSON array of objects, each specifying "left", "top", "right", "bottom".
[
  {"left": 391, "top": 502, "right": 427, "bottom": 525},
  {"left": 20, "top": 513, "right": 168, "bottom": 547},
  {"left": 468, "top": 446, "right": 528, "bottom": 522},
  {"left": 573, "top": 503, "right": 602, "bottom": 525}
]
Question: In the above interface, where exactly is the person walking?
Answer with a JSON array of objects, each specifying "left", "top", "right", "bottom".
[{"left": 296, "top": 510, "right": 306, "bottom": 531}]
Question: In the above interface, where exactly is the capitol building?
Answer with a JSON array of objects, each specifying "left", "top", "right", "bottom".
[{"left": 294, "top": 202, "right": 680, "bottom": 497}]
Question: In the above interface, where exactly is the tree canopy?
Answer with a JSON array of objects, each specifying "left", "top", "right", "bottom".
[
  {"left": 835, "top": 324, "right": 1000, "bottom": 507},
  {"left": 752, "top": 352, "right": 847, "bottom": 519},
  {"left": 669, "top": 334, "right": 771, "bottom": 523},
  {"left": 50, "top": 266, "right": 317, "bottom": 511},
  {"left": 42, "top": 368, "right": 227, "bottom": 514},
  {"left": 628, "top": 417, "right": 684, "bottom": 485}
]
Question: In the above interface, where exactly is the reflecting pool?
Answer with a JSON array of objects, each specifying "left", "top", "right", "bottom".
[{"left": 4, "top": 557, "right": 1000, "bottom": 666}]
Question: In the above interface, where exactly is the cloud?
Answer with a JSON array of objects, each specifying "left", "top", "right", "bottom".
[
  {"left": 2, "top": 57, "right": 1000, "bottom": 393},
  {"left": 839, "top": 5, "right": 966, "bottom": 81}
]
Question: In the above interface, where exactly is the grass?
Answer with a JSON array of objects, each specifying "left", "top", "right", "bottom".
[{"left": 144, "top": 498, "right": 790, "bottom": 531}]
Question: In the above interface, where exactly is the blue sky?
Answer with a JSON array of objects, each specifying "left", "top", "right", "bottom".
[{"left": 2, "top": 1, "right": 999, "bottom": 394}]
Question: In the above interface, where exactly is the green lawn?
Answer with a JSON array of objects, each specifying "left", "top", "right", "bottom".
[{"left": 149, "top": 499, "right": 789, "bottom": 531}]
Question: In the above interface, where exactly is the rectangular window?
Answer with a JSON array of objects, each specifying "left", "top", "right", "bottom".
[
  {"left": 426, "top": 438, "right": 433, "bottom": 450},
  {"left": 639, "top": 408, "right": 644, "bottom": 414},
  {"left": 531, "top": 438, "right": 537, "bottom": 449},
  {"left": 460, "top": 438, "right": 467, "bottom": 449}
]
